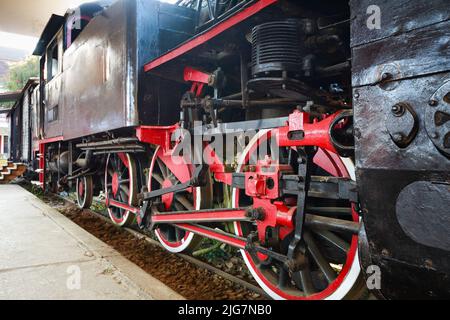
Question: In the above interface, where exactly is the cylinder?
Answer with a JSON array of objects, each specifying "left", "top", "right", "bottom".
[
  {"left": 47, "top": 151, "right": 70, "bottom": 174},
  {"left": 251, "top": 20, "right": 307, "bottom": 77}
]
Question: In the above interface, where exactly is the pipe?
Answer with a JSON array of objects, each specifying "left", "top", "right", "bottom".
[
  {"left": 76, "top": 137, "right": 139, "bottom": 148},
  {"left": 74, "top": 150, "right": 94, "bottom": 169}
]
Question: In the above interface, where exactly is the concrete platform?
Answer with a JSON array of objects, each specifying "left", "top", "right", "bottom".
[{"left": 0, "top": 184, "right": 184, "bottom": 300}]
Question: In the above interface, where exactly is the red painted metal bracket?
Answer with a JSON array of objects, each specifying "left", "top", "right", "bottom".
[
  {"left": 152, "top": 208, "right": 249, "bottom": 224},
  {"left": 38, "top": 136, "right": 64, "bottom": 188},
  {"left": 184, "top": 66, "right": 211, "bottom": 84},
  {"left": 103, "top": 200, "right": 248, "bottom": 250},
  {"left": 184, "top": 67, "right": 212, "bottom": 97},
  {"left": 175, "top": 223, "right": 248, "bottom": 250},
  {"left": 136, "top": 125, "right": 179, "bottom": 153},
  {"left": 106, "top": 198, "right": 141, "bottom": 215},
  {"left": 277, "top": 110, "right": 342, "bottom": 154}
]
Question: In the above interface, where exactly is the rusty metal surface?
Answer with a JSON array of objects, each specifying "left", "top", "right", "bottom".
[
  {"left": 44, "top": 73, "right": 63, "bottom": 139},
  {"left": 396, "top": 181, "right": 450, "bottom": 252},
  {"left": 352, "top": 19, "right": 450, "bottom": 87},
  {"left": 131, "top": 0, "right": 195, "bottom": 126},
  {"left": 38, "top": 0, "right": 196, "bottom": 141},
  {"left": 425, "top": 80, "right": 450, "bottom": 156},
  {"left": 352, "top": 0, "right": 450, "bottom": 299},
  {"left": 61, "top": 0, "right": 128, "bottom": 140},
  {"left": 354, "top": 73, "right": 450, "bottom": 171},
  {"left": 350, "top": 0, "right": 450, "bottom": 48}
]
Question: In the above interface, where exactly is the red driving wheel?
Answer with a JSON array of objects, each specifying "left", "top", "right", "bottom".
[
  {"left": 76, "top": 176, "right": 93, "bottom": 209},
  {"left": 105, "top": 153, "right": 138, "bottom": 227},
  {"left": 233, "top": 130, "right": 365, "bottom": 300},
  {"left": 148, "top": 147, "right": 211, "bottom": 253}
]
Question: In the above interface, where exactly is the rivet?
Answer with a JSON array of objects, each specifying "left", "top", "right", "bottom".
[
  {"left": 381, "top": 72, "right": 392, "bottom": 81},
  {"left": 430, "top": 132, "right": 439, "bottom": 139},
  {"left": 392, "top": 133, "right": 405, "bottom": 142},
  {"left": 391, "top": 103, "right": 405, "bottom": 117},
  {"left": 429, "top": 99, "right": 438, "bottom": 107}
]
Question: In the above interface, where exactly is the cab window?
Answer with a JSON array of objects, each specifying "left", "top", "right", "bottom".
[{"left": 46, "top": 33, "right": 63, "bottom": 81}]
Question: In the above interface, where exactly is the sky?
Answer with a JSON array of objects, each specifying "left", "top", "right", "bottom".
[
  {"left": 0, "top": 32, "right": 37, "bottom": 54},
  {"left": 0, "top": 0, "right": 179, "bottom": 54}
]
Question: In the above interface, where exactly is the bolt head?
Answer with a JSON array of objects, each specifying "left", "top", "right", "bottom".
[
  {"left": 392, "top": 133, "right": 405, "bottom": 142},
  {"left": 382, "top": 72, "right": 392, "bottom": 80},
  {"left": 429, "top": 99, "right": 438, "bottom": 107},
  {"left": 391, "top": 103, "right": 407, "bottom": 117}
]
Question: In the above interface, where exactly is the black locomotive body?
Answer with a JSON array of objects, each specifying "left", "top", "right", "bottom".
[
  {"left": 33, "top": 0, "right": 196, "bottom": 141},
  {"left": 11, "top": 0, "right": 449, "bottom": 299},
  {"left": 8, "top": 78, "right": 39, "bottom": 165}
]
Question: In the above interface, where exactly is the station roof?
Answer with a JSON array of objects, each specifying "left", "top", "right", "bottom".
[
  {"left": 0, "top": 91, "right": 22, "bottom": 104},
  {"left": 0, "top": 1, "right": 81, "bottom": 37}
]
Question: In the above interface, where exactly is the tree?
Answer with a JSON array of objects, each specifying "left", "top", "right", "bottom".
[
  {"left": 5, "top": 56, "right": 39, "bottom": 92},
  {"left": 0, "top": 56, "right": 39, "bottom": 109}
]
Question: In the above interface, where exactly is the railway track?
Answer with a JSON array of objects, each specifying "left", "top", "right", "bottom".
[{"left": 51, "top": 192, "right": 269, "bottom": 299}]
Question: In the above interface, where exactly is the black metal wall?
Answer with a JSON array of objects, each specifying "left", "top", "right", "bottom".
[
  {"left": 351, "top": 0, "right": 450, "bottom": 299},
  {"left": 9, "top": 103, "right": 22, "bottom": 162}
]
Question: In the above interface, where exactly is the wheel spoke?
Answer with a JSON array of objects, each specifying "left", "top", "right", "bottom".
[
  {"left": 156, "top": 158, "right": 168, "bottom": 178},
  {"left": 168, "top": 172, "right": 178, "bottom": 183},
  {"left": 304, "top": 231, "right": 337, "bottom": 283},
  {"left": 175, "top": 228, "right": 181, "bottom": 242},
  {"left": 120, "top": 185, "right": 130, "bottom": 195},
  {"left": 305, "top": 214, "right": 360, "bottom": 235},
  {"left": 120, "top": 167, "right": 127, "bottom": 179},
  {"left": 115, "top": 191, "right": 125, "bottom": 216},
  {"left": 114, "top": 155, "right": 121, "bottom": 172},
  {"left": 176, "top": 194, "right": 194, "bottom": 210},
  {"left": 306, "top": 206, "right": 352, "bottom": 217},
  {"left": 119, "top": 179, "right": 130, "bottom": 185},
  {"left": 119, "top": 190, "right": 129, "bottom": 207},
  {"left": 174, "top": 202, "right": 184, "bottom": 211},
  {"left": 277, "top": 267, "right": 289, "bottom": 289},
  {"left": 313, "top": 229, "right": 350, "bottom": 253},
  {"left": 152, "top": 173, "right": 164, "bottom": 185},
  {"left": 299, "top": 266, "right": 316, "bottom": 296}
]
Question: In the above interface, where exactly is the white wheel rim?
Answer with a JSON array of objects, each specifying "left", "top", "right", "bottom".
[
  {"left": 106, "top": 153, "right": 135, "bottom": 227},
  {"left": 150, "top": 146, "right": 201, "bottom": 253},
  {"left": 232, "top": 130, "right": 362, "bottom": 300}
]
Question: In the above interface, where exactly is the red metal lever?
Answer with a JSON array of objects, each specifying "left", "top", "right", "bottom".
[{"left": 184, "top": 66, "right": 211, "bottom": 97}]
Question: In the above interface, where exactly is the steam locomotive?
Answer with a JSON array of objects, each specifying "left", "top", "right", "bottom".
[{"left": 9, "top": 0, "right": 450, "bottom": 299}]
